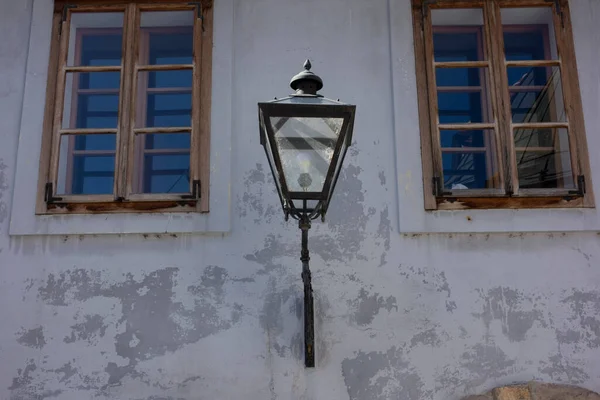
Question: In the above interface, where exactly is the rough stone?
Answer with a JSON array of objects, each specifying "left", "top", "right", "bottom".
[{"left": 494, "top": 385, "right": 531, "bottom": 400}]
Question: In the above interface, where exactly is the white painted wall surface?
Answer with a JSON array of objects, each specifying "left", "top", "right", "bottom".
[{"left": 1, "top": 0, "right": 600, "bottom": 399}]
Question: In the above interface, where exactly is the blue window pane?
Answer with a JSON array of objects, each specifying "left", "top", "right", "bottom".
[
  {"left": 82, "top": 72, "right": 121, "bottom": 90},
  {"left": 442, "top": 152, "right": 487, "bottom": 189},
  {"left": 80, "top": 176, "right": 114, "bottom": 194},
  {"left": 145, "top": 133, "right": 190, "bottom": 150},
  {"left": 436, "top": 68, "right": 482, "bottom": 87},
  {"left": 75, "top": 94, "right": 119, "bottom": 129},
  {"left": 438, "top": 92, "right": 484, "bottom": 123},
  {"left": 507, "top": 66, "right": 565, "bottom": 123},
  {"left": 143, "top": 154, "right": 190, "bottom": 193},
  {"left": 148, "top": 70, "right": 192, "bottom": 88},
  {"left": 58, "top": 135, "right": 116, "bottom": 195},
  {"left": 148, "top": 31, "right": 193, "bottom": 65},
  {"left": 72, "top": 155, "right": 115, "bottom": 194},
  {"left": 74, "top": 134, "right": 116, "bottom": 151},
  {"left": 440, "top": 130, "right": 485, "bottom": 148},
  {"left": 81, "top": 34, "right": 123, "bottom": 66},
  {"left": 147, "top": 94, "right": 192, "bottom": 127},
  {"left": 503, "top": 30, "right": 549, "bottom": 61},
  {"left": 433, "top": 32, "right": 481, "bottom": 62}
]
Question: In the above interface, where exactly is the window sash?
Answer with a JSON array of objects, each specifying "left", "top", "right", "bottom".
[
  {"left": 412, "top": 0, "right": 593, "bottom": 209},
  {"left": 40, "top": 1, "right": 212, "bottom": 213}
]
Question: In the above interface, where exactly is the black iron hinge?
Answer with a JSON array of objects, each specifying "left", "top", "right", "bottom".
[
  {"left": 181, "top": 180, "right": 201, "bottom": 200},
  {"left": 432, "top": 176, "right": 451, "bottom": 197},
  {"left": 421, "top": 0, "right": 435, "bottom": 30},
  {"left": 568, "top": 175, "right": 586, "bottom": 196},
  {"left": 59, "top": 5, "right": 77, "bottom": 34},
  {"left": 546, "top": 0, "right": 564, "bottom": 27},
  {"left": 188, "top": 2, "right": 205, "bottom": 31},
  {"left": 44, "top": 183, "right": 63, "bottom": 204}
]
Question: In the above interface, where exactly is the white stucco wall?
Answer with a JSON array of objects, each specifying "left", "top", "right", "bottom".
[{"left": 0, "top": 0, "right": 600, "bottom": 399}]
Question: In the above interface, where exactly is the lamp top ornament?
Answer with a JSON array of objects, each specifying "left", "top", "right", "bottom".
[{"left": 289, "top": 60, "right": 323, "bottom": 95}]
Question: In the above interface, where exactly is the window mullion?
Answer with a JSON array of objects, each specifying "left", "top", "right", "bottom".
[
  {"left": 116, "top": 3, "right": 138, "bottom": 200},
  {"left": 485, "top": 0, "right": 516, "bottom": 195},
  {"left": 422, "top": 4, "right": 445, "bottom": 198},
  {"left": 48, "top": 9, "right": 72, "bottom": 197},
  {"left": 551, "top": 0, "right": 586, "bottom": 192}
]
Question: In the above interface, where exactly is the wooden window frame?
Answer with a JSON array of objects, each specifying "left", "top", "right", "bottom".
[
  {"left": 36, "top": 0, "right": 213, "bottom": 215},
  {"left": 412, "top": 0, "right": 594, "bottom": 210}
]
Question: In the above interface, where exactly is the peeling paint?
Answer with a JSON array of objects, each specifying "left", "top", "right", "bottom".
[
  {"left": 348, "top": 288, "right": 397, "bottom": 326},
  {"left": 16, "top": 326, "right": 46, "bottom": 349},
  {"left": 561, "top": 290, "right": 600, "bottom": 348},
  {"left": 473, "top": 287, "right": 546, "bottom": 342},
  {"left": 460, "top": 343, "right": 517, "bottom": 389},
  {"left": 260, "top": 277, "right": 300, "bottom": 359},
  {"left": 342, "top": 347, "right": 427, "bottom": 400},
  {"left": 32, "top": 267, "right": 241, "bottom": 390},
  {"left": 63, "top": 314, "right": 107, "bottom": 344},
  {"left": 325, "top": 164, "right": 369, "bottom": 261},
  {"left": 539, "top": 353, "right": 590, "bottom": 384},
  {"left": 410, "top": 327, "right": 444, "bottom": 347}
]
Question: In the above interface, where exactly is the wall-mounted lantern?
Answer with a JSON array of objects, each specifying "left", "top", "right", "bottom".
[{"left": 257, "top": 60, "right": 356, "bottom": 367}]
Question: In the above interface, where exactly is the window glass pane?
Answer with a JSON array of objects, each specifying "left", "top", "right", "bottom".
[
  {"left": 515, "top": 127, "right": 574, "bottom": 189},
  {"left": 140, "top": 11, "right": 194, "bottom": 65},
  {"left": 436, "top": 67, "right": 492, "bottom": 124},
  {"left": 501, "top": 7, "right": 558, "bottom": 61},
  {"left": 132, "top": 132, "right": 191, "bottom": 194},
  {"left": 57, "top": 134, "right": 116, "bottom": 195},
  {"left": 62, "top": 72, "right": 120, "bottom": 129},
  {"left": 136, "top": 70, "right": 192, "bottom": 128},
  {"left": 508, "top": 66, "right": 565, "bottom": 123},
  {"left": 431, "top": 9, "right": 485, "bottom": 61},
  {"left": 67, "top": 13, "right": 124, "bottom": 67},
  {"left": 440, "top": 129, "right": 499, "bottom": 190}
]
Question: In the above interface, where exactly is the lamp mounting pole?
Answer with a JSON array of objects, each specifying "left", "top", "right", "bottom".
[{"left": 299, "top": 213, "right": 314, "bottom": 368}]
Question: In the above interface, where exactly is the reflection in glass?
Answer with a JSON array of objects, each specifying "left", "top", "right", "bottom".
[
  {"left": 431, "top": 9, "right": 485, "bottom": 62},
  {"left": 62, "top": 72, "right": 120, "bottom": 129},
  {"left": 440, "top": 129, "right": 498, "bottom": 190},
  {"left": 515, "top": 128, "right": 573, "bottom": 189},
  {"left": 57, "top": 134, "right": 116, "bottom": 195},
  {"left": 508, "top": 66, "right": 565, "bottom": 123},
  {"left": 271, "top": 117, "right": 343, "bottom": 193},
  {"left": 136, "top": 70, "right": 192, "bottom": 128},
  {"left": 68, "top": 13, "right": 124, "bottom": 66},
  {"left": 133, "top": 133, "right": 191, "bottom": 194},
  {"left": 140, "top": 11, "right": 194, "bottom": 65},
  {"left": 501, "top": 7, "right": 557, "bottom": 61},
  {"left": 436, "top": 67, "right": 491, "bottom": 124}
]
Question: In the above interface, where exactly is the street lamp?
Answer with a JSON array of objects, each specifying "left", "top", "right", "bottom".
[{"left": 257, "top": 60, "right": 356, "bottom": 367}]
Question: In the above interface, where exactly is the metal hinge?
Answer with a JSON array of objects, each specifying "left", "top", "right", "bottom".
[
  {"left": 188, "top": 2, "right": 205, "bottom": 31},
  {"left": 44, "top": 183, "right": 63, "bottom": 204},
  {"left": 181, "top": 180, "right": 201, "bottom": 200},
  {"left": 568, "top": 175, "right": 586, "bottom": 196},
  {"left": 432, "top": 176, "right": 451, "bottom": 197},
  {"left": 421, "top": 0, "right": 435, "bottom": 30},
  {"left": 546, "top": 0, "right": 564, "bottom": 27},
  {"left": 59, "top": 5, "right": 77, "bottom": 34}
]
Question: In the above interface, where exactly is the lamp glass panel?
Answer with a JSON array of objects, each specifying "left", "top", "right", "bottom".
[{"left": 271, "top": 117, "right": 343, "bottom": 194}]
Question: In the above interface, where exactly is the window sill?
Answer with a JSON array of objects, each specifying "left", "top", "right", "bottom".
[
  {"left": 40, "top": 200, "right": 200, "bottom": 214},
  {"left": 435, "top": 195, "right": 586, "bottom": 210}
]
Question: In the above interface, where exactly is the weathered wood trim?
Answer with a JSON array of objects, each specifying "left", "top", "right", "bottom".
[
  {"left": 35, "top": 12, "right": 63, "bottom": 214},
  {"left": 437, "top": 195, "right": 585, "bottom": 210},
  {"left": 411, "top": 0, "right": 593, "bottom": 210},
  {"left": 41, "top": 1, "right": 214, "bottom": 213}
]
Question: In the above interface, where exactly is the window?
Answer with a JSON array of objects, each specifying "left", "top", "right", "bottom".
[
  {"left": 412, "top": 0, "right": 593, "bottom": 210},
  {"left": 37, "top": 1, "right": 213, "bottom": 214}
]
